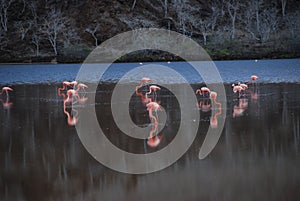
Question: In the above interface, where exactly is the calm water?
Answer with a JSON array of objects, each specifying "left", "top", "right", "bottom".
[
  {"left": 0, "top": 60, "right": 300, "bottom": 201},
  {"left": 0, "top": 59, "right": 299, "bottom": 84}
]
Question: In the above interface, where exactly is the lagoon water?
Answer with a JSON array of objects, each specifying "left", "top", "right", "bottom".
[
  {"left": 0, "top": 59, "right": 300, "bottom": 201},
  {"left": 0, "top": 59, "right": 299, "bottom": 84}
]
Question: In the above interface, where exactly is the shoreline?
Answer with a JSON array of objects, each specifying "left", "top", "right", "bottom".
[{"left": 0, "top": 57, "right": 299, "bottom": 65}]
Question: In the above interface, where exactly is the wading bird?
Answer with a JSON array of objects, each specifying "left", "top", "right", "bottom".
[
  {"left": 0, "top": 87, "right": 13, "bottom": 96},
  {"left": 58, "top": 81, "right": 77, "bottom": 96},
  {"left": 146, "top": 85, "right": 161, "bottom": 101},
  {"left": 195, "top": 87, "right": 211, "bottom": 97},
  {"left": 232, "top": 84, "right": 244, "bottom": 98},
  {"left": 0, "top": 87, "right": 13, "bottom": 109},
  {"left": 246, "top": 75, "right": 259, "bottom": 85}
]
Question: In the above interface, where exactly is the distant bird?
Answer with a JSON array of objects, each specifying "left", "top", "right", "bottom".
[
  {"left": 0, "top": 87, "right": 13, "bottom": 96},
  {"left": 246, "top": 75, "right": 259, "bottom": 85},
  {"left": 195, "top": 87, "right": 211, "bottom": 96}
]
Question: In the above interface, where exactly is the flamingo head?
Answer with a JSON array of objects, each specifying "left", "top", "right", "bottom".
[{"left": 210, "top": 91, "right": 217, "bottom": 99}]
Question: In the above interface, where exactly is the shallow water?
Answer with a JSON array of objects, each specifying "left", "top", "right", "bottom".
[{"left": 0, "top": 82, "right": 300, "bottom": 201}]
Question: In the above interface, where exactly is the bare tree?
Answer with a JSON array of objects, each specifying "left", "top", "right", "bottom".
[
  {"left": 159, "top": 0, "right": 168, "bottom": 17},
  {"left": 285, "top": 12, "right": 300, "bottom": 38},
  {"left": 0, "top": 0, "right": 14, "bottom": 32},
  {"left": 210, "top": 1, "right": 221, "bottom": 32},
  {"left": 14, "top": 20, "right": 32, "bottom": 40},
  {"left": 198, "top": 19, "right": 210, "bottom": 46},
  {"left": 226, "top": 0, "right": 239, "bottom": 40},
  {"left": 243, "top": 1, "right": 259, "bottom": 41},
  {"left": 171, "top": 0, "right": 196, "bottom": 36},
  {"left": 85, "top": 23, "right": 99, "bottom": 47},
  {"left": 63, "top": 28, "right": 80, "bottom": 48},
  {"left": 281, "top": 0, "right": 287, "bottom": 17},
  {"left": 31, "top": 31, "right": 41, "bottom": 56},
  {"left": 42, "top": 9, "right": 67, "bottom": 55},
  {"left": 258, "top": 8, "right": 278, "bottom": 43},
  {"left": 131, "top": 0, "right": 137, "bottom": 11}
]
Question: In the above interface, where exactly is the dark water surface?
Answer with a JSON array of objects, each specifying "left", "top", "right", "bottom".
[{"left": 1, "top": 82, "right": 300, "bottom": 201}]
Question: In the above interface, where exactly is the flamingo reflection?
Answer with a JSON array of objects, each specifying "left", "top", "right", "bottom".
[
  {"left": 146, "top": 101, "right": 162, "bottom": 147},
  {"left": 233, "top": 98, "right": 248, "bottom": 118},
  {"left": 209, "top": 92, "right": 222, "bottom": 128}
]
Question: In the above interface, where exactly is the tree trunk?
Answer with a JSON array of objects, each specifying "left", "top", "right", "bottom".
[{"left": 203, "top": 33, "right": 207, "bottom": 46}]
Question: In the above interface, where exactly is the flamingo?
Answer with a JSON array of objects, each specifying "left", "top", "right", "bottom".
[
  {"left": 58, "top": 81, "right": 77, "bottom": 96},
  {"left": 232, "top": 84, "right": 244, "bottom": 98},
  {"left": 0, "top": 87, "right": 13, "bottom": 109},
  {"left": 0, "top": 87, "right": 13, "bottom": 96},
  {"left": 146, "top": 85, "right": 161, "bottom": 101},
  {"left": 135, "top": 77, "right": 153, "bottom": 93},
  {"left": 238, "top": 82, "right": 248, "bottom": 90},
  {"left": 195, "top": 87, "right": 211, "bottom": 96},
  {"left": 64, "top": 89, "right": 80, "bottom": 104},
  {"left": 246, "top": 75, "right": 259, "bottom": 85},
  {"left": 135, "top": 78, "right": 153, "bottom": 105},
  {"left": 76, "top": 83, "right": 88, "bottom": 92}
]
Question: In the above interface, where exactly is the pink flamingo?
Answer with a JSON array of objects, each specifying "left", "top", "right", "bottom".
[
  {"left": 0, "top": 87, "right": 13, "bottom": 96},
  {"left": 232, "top": 84, "right": 244, "bottom": 98},
  {"left": 246, "top": 75, "right": 259, "bottom": 85},
  {"left": 0, "top": 87, "right": 13, "bottom": 109},
  {"left": 76, "top": 83, "right": 88, "bottom": 92},
  {"left": 135, "top": 77, "right": 153, "bottom": 105},
  {"left": 195, "top": 87, "right": 211, "bottom": 96},
  {"left": 238, "top": 82, "right": 248, "bottom": 90},
  {"left": 58, "top": 81, "right": 77, "bottom": 96},
  {"left": 146, "top": 85, "right": 161, "bottom": 101},
  {"left": 146, "top": 101, "right": 162, "bottom": 147},
  {"left": 135, "top": 77, "right": 153, "bottom": 94},
  {"left": 209, "top": 92, "right": 222, "bottom": 128}
]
